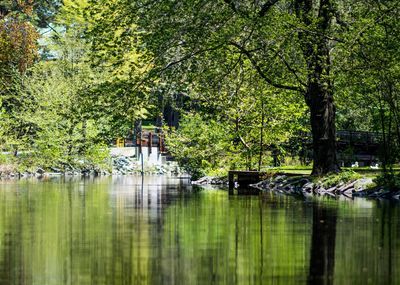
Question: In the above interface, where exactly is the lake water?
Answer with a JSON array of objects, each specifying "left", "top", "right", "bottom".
[{"left": 0, "top": 176, "right": 399, "bottom": 285}]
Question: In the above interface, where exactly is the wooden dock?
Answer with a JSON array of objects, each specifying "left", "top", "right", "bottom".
[
  {"left": 228, "top": 170, "right": 301, "bottom": 194},
  {"left": 228, "top": 170, "right": 272, "bottom": 194}
]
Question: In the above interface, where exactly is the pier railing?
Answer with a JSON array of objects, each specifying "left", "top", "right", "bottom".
[{"left": 115, "top": 130, "right": 166, "bottom": 153}]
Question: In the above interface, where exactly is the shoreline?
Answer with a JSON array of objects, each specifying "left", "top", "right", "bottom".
[
  {"left": 250, "top": 174, "right": 400, "bottom": 200},
  {"left": 3, "top": 170, "right": 400, "bottom": 201},
  {"left": 192, "top": 173, "right": 400, "bottom": 200},
  {"left": 0, "top": 153, "right": 185, "bottom": 179}
]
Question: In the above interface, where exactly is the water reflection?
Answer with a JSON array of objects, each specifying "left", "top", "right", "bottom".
[
  {"left": 308, "top": 203, "right": 337, "bottom": 285},
  {"left": 0, "top": 177, "right": 399, "bottom": 284}
]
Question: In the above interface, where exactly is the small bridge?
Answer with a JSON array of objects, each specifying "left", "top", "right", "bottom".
[
  {"left": 337, "top": 131, "right": 381, "bottom": 166},
  {"left": 299, "top": 130, "right": 382, "bottom": 166},
  {"left": 117, "top": 130, "right": 166, "bottom": 152},
  {"left": 113, "top": 129, "right": 171, "bottom": 166}
]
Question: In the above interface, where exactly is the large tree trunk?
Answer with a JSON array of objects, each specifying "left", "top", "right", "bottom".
[
  {"left": 296, "top": 0, "right": 340, "bottom": 175},
  {"left": 308, "top": 84, "right": 339, "bottom": 175}
]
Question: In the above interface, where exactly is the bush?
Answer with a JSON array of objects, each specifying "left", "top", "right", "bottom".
[
  {"left": 84, "top": 144, "right": 111, "bottom": 171},
  {"left": 374, "top": 172, "right": 400, "bottom": 191},
  {"left": 165, "top": 113, "right": 233, "bottom": 179}
]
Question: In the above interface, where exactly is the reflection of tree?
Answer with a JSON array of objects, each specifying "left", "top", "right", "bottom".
[
  {"left": 159, "top": 193, "right": 312, "bottom": 284},
  {"left": 379, "top": 201, "right": 394, "bottom": 285},
  {"left": 0, "top": 187, "right": 26, "bottom": 285},
  {"left": 308, "top": 204, "right": 337, "bottom": 285}
]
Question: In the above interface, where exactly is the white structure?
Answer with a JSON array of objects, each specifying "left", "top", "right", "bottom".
[{"left": 110, "top": 146, "right": 164, "bottom": 166}]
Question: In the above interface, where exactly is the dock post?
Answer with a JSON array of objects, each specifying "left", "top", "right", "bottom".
[
  {"left": 148, "top": 132, "right": 152, "bottom": 154},
  {"left": 228, "top": 171, "right": 234, "bottom": 194}
]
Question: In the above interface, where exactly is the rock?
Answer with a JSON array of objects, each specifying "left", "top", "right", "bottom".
[
  {"left": 274, "top": 175, "right": 287, "bottom": 183},
  {"left": 19, "top": 172, "right": 30, "bottom": 178},
  {"left": 250, "top": 181, "right": 267, "bottom": 190},
  {"left": 283, "top": 184, "right": 294, "bottom": 192},
  {"left": 50, "top": 167, "right": 62, "bottom": 173},
  {"left": 339, "top": 181, "right": 357, "bottom": 193},
  {"left": 192, "top": 176, "right": 226, "bottom": 185},
  {"left": 36, "top": 168, "right": 45, "bottom": 175},
  {"left": 302, "top": 182, "right": 314, "bottom": 193},
  {"left": 378, "top": 191, "right": 392, "bottom": 198},
  {"left": 297, "top": 178, "right": 311, "bottom": 187},
  {"left": 326, "top": 186, "right": 336, "bottom": 192},
  {"left": 47, "top": 172, "right": 62, "bottom": 176},
  {"left": 248, "top": 174, "right": 400, "bottom": 201},
  {"left": 343, "top": 188, "right": 354, "bottom": 197},
  {"left": 354, "top": 178, "right": 374, "bottom": 191},
  {"left": 321, "top": 191, "right": 335, "bottom": 198},
  {"left": 192, "top": 176, "right": 209, "bottom": 185}
]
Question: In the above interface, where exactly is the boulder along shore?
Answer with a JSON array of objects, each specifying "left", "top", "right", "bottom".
[{"left": 250, "top": 175, "right": 400, "bottom": 200}]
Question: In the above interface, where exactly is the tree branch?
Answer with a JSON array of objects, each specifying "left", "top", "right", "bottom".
[
  {"left": 228, "top": 41, "right": 304, "bottom": 92},
  {"left": 159, "top": 44, "right": 225, "bottom": 72},
  {"left": 259, "top": 0, "right": 279, "bottom": 17},
  {"left": 276, "top": 52, "right": 307, "bottom": 87}
]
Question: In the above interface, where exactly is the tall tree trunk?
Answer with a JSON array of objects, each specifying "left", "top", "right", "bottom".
[
  {"left": 308, "top": 84, "right": 339, "bottom": 175},
  {"left": 378, "top": 95, "right": 388, "bottom": 172},
  {"left": 258, "top": 100, "right": 265, "bottom": 171},
  {"left": 296, "top": 0, "right": 339, "bottom": 175}
]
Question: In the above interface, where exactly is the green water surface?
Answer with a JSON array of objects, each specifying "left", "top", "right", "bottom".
[{"left": 0, "top": 176, "right": 399, "bottom": 285}]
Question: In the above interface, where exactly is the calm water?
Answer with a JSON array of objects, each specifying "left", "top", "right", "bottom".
[{"left": 0, "top": 176, "right": 399, "bottom": 285}]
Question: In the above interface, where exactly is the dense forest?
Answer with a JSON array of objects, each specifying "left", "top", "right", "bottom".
[{"left": 0, "top": 0, "right": 399, "bottom": 183}]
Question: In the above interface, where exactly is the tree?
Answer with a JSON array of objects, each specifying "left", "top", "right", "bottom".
[
  {"left": 294, "top": 0, "right": 338, "bottom": 174},
  {"left": 0, "top": 0, "right": 39, "bottom": 154},
  {"left": 335, "top": 0, "right": 400, "bottom": 184},
  {"left": 1, "top": 0, "right": 112, "bottom": 170},
  {"left": 0, "top": 0, "right": 38, "bottom": 72},
  {"left": 87, "top": 0, "right": 390, "bottom": 175},
  {"left": 164, "top": 56, "right": 306, "bottom": 177},
  {"left": 84, "top": 0, "right": 154, "bottom": 136}
]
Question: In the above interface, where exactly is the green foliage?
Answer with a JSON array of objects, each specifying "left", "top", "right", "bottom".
[
  {"left": 165, "top": 90, "right": 306, "bottom": 178},
  {"left": 0, "top": 59, "right": 113, "bottom": 171},
  {"left": 165, "top": 113, "right": 232, "bottom": 179},
  {"left": 1, "top": 6, "right": 115, "bottom": 172},
  {"left": 0, "top": 152, "right": 10, "bottom": 164},
  {"left": 317, "top": 171, "right": 362, "bottom": 188},
  {"left": 84, "top": 144, "right": 111, "bottom": 171},
  {"left": 84, "top": 0, "right": 153, "bottom": 126},
  {"left": 2, "top": 0, "right": 400, "bottom": 177},
  {"left": 335, "top": 0, "right": 400, "bottom": 167},
  {"left": 374, "top": 172, "right": 400, "bottom": 192}
]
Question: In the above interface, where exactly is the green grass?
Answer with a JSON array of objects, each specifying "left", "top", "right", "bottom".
[
  {"left": 278, "top": 169, "right": 311, "bottom": 175},
  {"left": 142, "top": 125, "right": 157, "bottom": 130}
]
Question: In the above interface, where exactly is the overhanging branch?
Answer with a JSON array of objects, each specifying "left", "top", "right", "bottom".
[
  {"left": 259, "top": 0, "right": 279, "bottom": 17},
  {"left": 160, "top": 44, "right": 225, "bottom": 72},
  {"left": 228, "top": 41, "right": 304, "bottom": 92}
]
